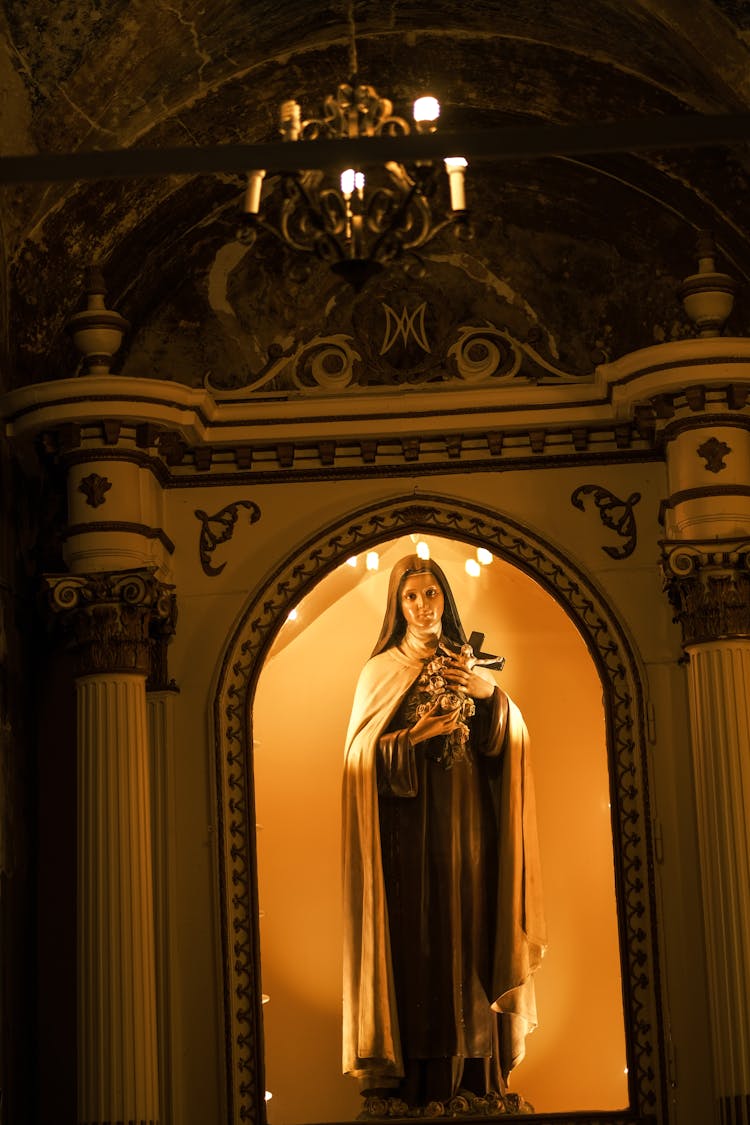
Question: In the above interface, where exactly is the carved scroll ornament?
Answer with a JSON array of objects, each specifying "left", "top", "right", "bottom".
[
  {"left": 194, "top": 500, "right": 262, "bottom": 577},
  {"left": 571, "top": 484, "right": 641, "bottom": 559}
]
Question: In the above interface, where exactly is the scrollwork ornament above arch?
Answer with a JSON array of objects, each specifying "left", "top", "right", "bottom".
[
  {"left": 213, "top": 496, "right": 665, "bottom": 1125},
  {"left": 447, "top": 325, "right": 520, "bottom": 383},
  {"left": 290, "top": 333, "right": 362, "bottom": 392}
]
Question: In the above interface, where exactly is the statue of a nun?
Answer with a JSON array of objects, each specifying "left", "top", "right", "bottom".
[{"left": 342, "top": 555, "right": 546, "bottom": 1112}]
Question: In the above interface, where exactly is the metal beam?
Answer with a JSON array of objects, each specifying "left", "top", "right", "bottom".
[{"left": 1, "top": 112, "right": 749, "bottom": 186}]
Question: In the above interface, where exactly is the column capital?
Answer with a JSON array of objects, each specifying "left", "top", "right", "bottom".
[
  {"left": 46, "top": 567, "right": 176, "bottom": 677},
  {"left": 661, "top": 538, "right": 750, "bottom": 646}
]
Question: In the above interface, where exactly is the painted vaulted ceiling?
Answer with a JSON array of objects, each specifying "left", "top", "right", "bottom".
[{"left": 1, "top": 0, "right": 750, "bottom": 393}]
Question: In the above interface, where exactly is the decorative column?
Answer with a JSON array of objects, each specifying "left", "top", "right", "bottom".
[
  {"left": 662, "top": 542, "right": 750, "bottom": 1125},
  {"left": 147, "top": 599, "right": 180, "bottom": 1125},
  {"left": 610, "top": 233, "right": 750, "bottom": 1124},
  {"left": 653, "top": 272, "right": 750, "bottom": 1123},
  {"left": 48, "top": 568, "right": 175, "bottom": 1125}
]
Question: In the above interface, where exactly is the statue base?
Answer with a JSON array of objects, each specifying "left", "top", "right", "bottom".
[{"left": 358, "top": 1091, "right": 535, "bottom": 1119}]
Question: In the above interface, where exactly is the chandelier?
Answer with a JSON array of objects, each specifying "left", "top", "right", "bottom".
[{"left": 236, "top": 81, "right": 470, "bottom": 288}]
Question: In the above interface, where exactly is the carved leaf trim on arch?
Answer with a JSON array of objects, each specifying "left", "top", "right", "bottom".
[{"left": 212, "top": 497, "right": 664, "bottom": 1125}]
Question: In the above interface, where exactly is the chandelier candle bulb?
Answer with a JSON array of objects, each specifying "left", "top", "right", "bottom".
[
  {"left": 244, "top": 170, "right": 266, "bottom": 214},
  {"left": 341, "top": 168, "right": 355, "bottom": 198},
  {"left": 279, "top": 99, "right": 301, "bottom": 141},
  {"left": 241, "top": 81, "right": 471, "bottom": 285},
  {"left": 413, "top": 96, "right": 441, "bottom": 130},
  {"left": 444, "top": 157, "right": 468, "bottom": 210},
  {"left": 341, "top": 169, "right": 365, "bottom": 199}
]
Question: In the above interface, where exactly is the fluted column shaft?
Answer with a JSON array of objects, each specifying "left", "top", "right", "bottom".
[
  {"left": 687, "top": 641, "right": 750, "bottom": 1123},
  {"left": 148, "top": 690, "right": 179, "bottom": 1125},
  {"left": 78, "top": 673, "right": 159, "bottom": 1124},
  {"left": 663, "top": 541, "right": 750, "bottom": 1125},
  {"left": 47, "top": 568, "right": 176, "bottom": 1125}
]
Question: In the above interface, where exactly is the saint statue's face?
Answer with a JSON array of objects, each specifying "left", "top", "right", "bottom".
[{"left": 400, "top": 570, "right": 445, "bottom": 639}]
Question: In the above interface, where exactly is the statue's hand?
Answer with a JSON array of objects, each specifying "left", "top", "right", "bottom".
[
  {"left": 409, "top": 699, "right": 462, "bottom": 745},
  {"left": 442, "top": 658, "right": 495, "bottom": 701}
]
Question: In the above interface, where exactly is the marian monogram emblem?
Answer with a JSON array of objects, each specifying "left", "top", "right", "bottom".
[{"left": 380, "top": 302, "right": 431, "bottom": 355}]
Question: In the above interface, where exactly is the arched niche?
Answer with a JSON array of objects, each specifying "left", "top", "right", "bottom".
[{"left": 212, "top": 495, "right": 664, "bottom": 1125}]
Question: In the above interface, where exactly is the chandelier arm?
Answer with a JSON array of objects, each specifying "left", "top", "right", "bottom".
[
  {"left": 278, "top": 173, "right": 348, "bottom": 260},
  {"left": 409, "top": 210, "right": 469, "bottom": 250},
  {"left": 278, "top": 208, "right": 346, "bottom": 259},
  {"left": 236, "top": 213, "right": 287, "bottom": 247},
  {"left": 241, "top": 82, "right": 467, "bottom": 280},
  {"left": 311, "top": 231, "right": 348, "bottom": 263},
  {"left": 367, "top": 173, "right": 432, "bottom": 261}
]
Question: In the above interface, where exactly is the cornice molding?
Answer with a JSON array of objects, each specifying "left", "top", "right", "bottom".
[
  {"left": 604, "top": 338, "right": 750, "bottom": 416},
  {"left": 2, "top": 338, "right": 747, "bottom": 482},
  {"left": 31, "top": 417, "right": 659, "bottom": 483},
  {"left": 1, "top": 373, "right": 612, "bottom": 441}
]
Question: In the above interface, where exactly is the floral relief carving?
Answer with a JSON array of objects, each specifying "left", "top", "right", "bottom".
[
  {"left": 78, "top": 472, "right": 112, "bottom": 508},
  {"left": 697, "top": 436, "right": 732, "bottom": 474}
]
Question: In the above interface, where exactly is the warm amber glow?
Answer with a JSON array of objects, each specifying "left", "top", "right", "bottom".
[
  {"left": 413, "top": 95, "right": 440, "bottom": 123},
  {"left": 254, "top": 536, "right": 627, "bottom": 1121},
  {"left": 366, "top": 551, "right": 379, "bottom": 571},
  {"left": 477, "top": 547, "right": 493, "bottom": 565},
  {"left": 340, "top": 168, "right": 355, "bottom": 197},
  {"left": 416, "top": 540, "right": 430, "bottom": 560},
  {"left": 465, "top": 558, "right": 481, "bottom": 577},
  {"left": 341, "top": 168, "right": 365, "bottom": 197}
]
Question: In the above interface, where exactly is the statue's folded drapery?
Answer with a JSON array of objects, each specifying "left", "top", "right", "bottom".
[{"left": 342, "top": 638, "right": 546, "bottom": 1096}]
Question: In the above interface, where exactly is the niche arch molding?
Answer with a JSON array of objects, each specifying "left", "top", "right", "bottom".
[{"left": 212, "top": 493, "right": 664, "bottom": 1125}]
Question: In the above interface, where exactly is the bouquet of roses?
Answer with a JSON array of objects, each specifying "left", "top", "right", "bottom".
[{"left": 410, "top": 640, "right": 478, "bottom": 768}]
